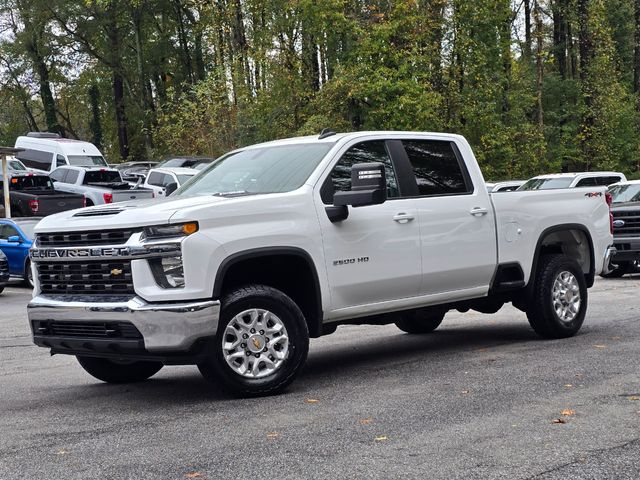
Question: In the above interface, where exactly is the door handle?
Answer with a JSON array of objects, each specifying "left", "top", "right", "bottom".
[
  {"left": 470, "top": 207, "right": 488, "bottom": 216},
  {"left": 393, "top": 212, "right": 415, "bottom": 223}
]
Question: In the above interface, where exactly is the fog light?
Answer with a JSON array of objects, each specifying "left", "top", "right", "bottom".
[{"left": 150, "top": 256, "right": 185, "bottom": 288}]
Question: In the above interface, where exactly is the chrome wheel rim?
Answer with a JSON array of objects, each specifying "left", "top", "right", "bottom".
[
  {"left": 552, "top": 271, "right": 581, "bottom": 323},
  {"left": 222, "top": 309, "right": 289, "bottom": 379}
]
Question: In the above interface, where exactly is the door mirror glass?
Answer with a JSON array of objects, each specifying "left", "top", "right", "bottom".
[
  {"left": 333, "top": 162, "right": 387, "bottom": 207},
  {"left": 7, "top": 235, "right": 21, "bottom": 243}
]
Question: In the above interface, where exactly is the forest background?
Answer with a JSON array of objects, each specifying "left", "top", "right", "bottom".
[{"left": 1, "top": 0, "right": 639, "bottom": 181}]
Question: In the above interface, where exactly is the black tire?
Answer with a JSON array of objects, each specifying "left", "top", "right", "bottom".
[
  {"left": 76, "top": 356, "right": 163, "bottom": 383},
  {"left": 395, "top": 309, "right": 446, "bottom": 334},
  {"left": 23, "top": 259, "right": 33, "bottom": 288},
  {"left": 526, "top": 254, "right": 588, "bottom": 339},
  {"left": 0, "top": 286, "right": 4, "bottom": 294},
  {"left": 198, "top": 285, "right": 309, "bottom": 397},
  {"left": 85, "top": 199, "right": 94, "bottom": 207},
  {"left": 600, "top": 261, "right": 629, "bottom": 278}
]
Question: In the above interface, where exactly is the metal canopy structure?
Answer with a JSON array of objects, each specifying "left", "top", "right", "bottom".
[{"left": 1, "top": 147, "right": 25, "bottom": 219}]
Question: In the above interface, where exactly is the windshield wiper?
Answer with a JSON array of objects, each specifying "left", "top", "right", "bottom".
[{"left": 211, "top": 190, "right": 256, "bottom": 197}]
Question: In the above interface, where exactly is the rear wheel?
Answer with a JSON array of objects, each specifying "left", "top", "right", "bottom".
[
  {"left": 198, "top": 285, "right": 309, "bottom": 397},
  {"left": 395, "top": 309, "right": 446, "bottom": 334},
  {"left": 76, "top": 356, "right": 163, "bottom": 383},
  {"left": 526, "top": 254, "right": 587, "bottom": 339}
]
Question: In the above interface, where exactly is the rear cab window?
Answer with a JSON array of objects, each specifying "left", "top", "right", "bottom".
[{"left": 83, "top": 170, "right": 122, "bottom": 184}]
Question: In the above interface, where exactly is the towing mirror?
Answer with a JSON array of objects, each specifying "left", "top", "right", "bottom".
[
  {"left": 326, "top": 162, "right": 387, "bottom": 223},
  {"left": 333, "top": 162, "right": 387, "bottom": 207},
  {"left": 164, "top": 182, "right": 178, "bottom": 196}
]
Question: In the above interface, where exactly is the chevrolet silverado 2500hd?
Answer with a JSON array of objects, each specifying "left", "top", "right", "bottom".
[{"left": 27, "top": 131, "right": 615, "bottom": 396}]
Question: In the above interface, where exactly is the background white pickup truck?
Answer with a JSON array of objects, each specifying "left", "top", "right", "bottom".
[
  {"left": 49, "top": 166, "right": 154, "bottom": 205},
  {"left": 27, "top": 131, "right": 614, "bottom": 396}
]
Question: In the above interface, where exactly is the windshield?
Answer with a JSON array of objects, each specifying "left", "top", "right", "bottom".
[
  {"left": 67, "top": 155, "right": 108, "bottom": 167},
  {"left": 83, "top": 170, "right": 122, "bottom": 184},
  {"left": 177, "top": 174, "right": 195, "bottom": 185},
  {"left": 608, "top": 184, "right": 640, "bottom": 203},
  {"left": 177, "top": 143, "right": 334, "bottom": 196},
  {"left": 518, "top": 177, "right": 574, "bottom": 190},
  {"left": 9, "top": 160, "right": 27, "bottom": 171}
]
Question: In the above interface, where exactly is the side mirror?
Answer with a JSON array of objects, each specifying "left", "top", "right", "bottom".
[
  {"left": 7, "top": 235, "right": 22, "bottom": 243},
  {"left": 326, "top": 162, "right": 387, "bottom": 223},
  {"left": 164, "top": 182, "right": 178, "bottom": 196},
  {"left": 333, "top": 162, "right": 387, "bottom": 207}
]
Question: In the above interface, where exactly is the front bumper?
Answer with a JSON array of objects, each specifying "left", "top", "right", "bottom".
[
  {"left": 27, "top": 295, "right": 220, "bottom": 353},
  {"left": 611, "top": 238, "right": 640, "bottom": 262}
]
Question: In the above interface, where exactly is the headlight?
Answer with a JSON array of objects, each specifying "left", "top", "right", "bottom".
[
  {"left": 150, "top": 256, "right": 185, "bottom": 288},
  {"left": 143, "top": 222, "right": 198, "bottom": 240}
]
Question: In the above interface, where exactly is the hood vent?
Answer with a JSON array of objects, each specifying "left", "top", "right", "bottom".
[{"left": 74, "top": 207, "right": 125, "bottom": 217}]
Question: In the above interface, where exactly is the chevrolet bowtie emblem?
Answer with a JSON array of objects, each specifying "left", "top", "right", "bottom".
[
  {"left": 252, "top": 338, "right": 261, "bottom": 349},
  {"left": 111, "top": 268, "right": 123, "bottom": 276}
]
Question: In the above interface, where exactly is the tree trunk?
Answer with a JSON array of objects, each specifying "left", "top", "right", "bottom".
[
  {"left": 634, "top": 0, "right": 640, "bottom": 95},
  {"left": 534, "top": 0, "right": 544, "bottom": 127},
  {"left": 524, "top": 0, "right": 532, "bottom": 59},
  {"left": 88, "top": 85, "right": 103, "bottom": 151},
  {"left": 578, "top": 0, "right": 593, "bottom": 170},
  {"left": 553, "top": 1, "right": 568, "bottom": 79}
]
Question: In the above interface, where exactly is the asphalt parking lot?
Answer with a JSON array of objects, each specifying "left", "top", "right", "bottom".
[{"left": 1, "top": 277, "right": 639, "bottom": 479}]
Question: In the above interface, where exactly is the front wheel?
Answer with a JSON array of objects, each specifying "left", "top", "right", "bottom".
[
  {"left": 24, "top": 259, "right": 33, "bottom": 288},
  {"left": 526, "top": 254, "right": 588, "bottom": 339},
  {"left": 76, "top": 356, "right": 163, "bottom": 383},
  {"left": 198, "top": 285, "right": 309, "bottom": 397}
]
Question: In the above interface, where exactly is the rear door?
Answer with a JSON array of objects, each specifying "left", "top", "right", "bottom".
[
  {"left": 316, "top": 139, "right": 422, "bottom": 311},
  {"left": 399, "top": 138, "right": 497, "bottom": 295}
]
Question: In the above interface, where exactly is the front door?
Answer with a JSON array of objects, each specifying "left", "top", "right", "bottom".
[{"left": 316, "top": 140, "right": 422, "bottom": 311}]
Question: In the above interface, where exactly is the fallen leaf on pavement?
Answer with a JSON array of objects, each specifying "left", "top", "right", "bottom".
[
  {"left": 359, "top": 418, "right": 373, "bottom": 425},
  {"left": 593, "top": 345, "right": 607, "bottom": 349},
  {"left": 185, "top": 473, "right": 203, "bottom": 479},
  {"left": 552, "top": 418, "right": 567, "bottom": 424},
  {"left": 305, "top": 398, "right": 319, "bottom": 404},
  {"left": 564, "top": 384, "right": 573, "bottom": 388},
  {"left": 266, "top": 432, "right": 279, "bottom": 439},
  {"left": 461, "top": 390, "right": 470, "bottom": 395},
  {"left": 628, "top": 396, "right": 640, "bottom": 401},
  {"left": 561, "top": 409, "right": 575, "bottom": 416},
  {"left": 374, "top": 435, "right": 388, "bottom": 442},
  {"left": 55, "top": 449, "right": 68, "bottom": 455}
]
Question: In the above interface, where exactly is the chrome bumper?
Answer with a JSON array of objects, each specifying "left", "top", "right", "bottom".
[
  {"left": 602, "top": 245, "right": 617, "bottom": 275},
  {"left": 27, "top": 295, "right": 220, "bottom": 352}
]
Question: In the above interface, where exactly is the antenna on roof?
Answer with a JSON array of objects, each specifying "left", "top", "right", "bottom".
[{"left": 318, "top": 128, "right": 337, "bottom": 140}]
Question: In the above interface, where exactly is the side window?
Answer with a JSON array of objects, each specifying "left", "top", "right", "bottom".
[
  {"left": 575, "top": 177, "right": 597, "bottom": 187},
  {"left": 16, "top": 149, "right": 54, "bottom": 170},
  {"left": 49, "top": 168, "right": 68, "bottom": 183},
  {"left": 0, "top": 225, "right": 19, "bottom": 240},
  {"left": 162, "top": 174, "right": 175, "bottom": 186},
  {"left": 598, "top": 176, "right": 623, "bottom": 186},
  {"left": 56, "top": 155, "right": 67, "bottom": 167},
  {"left": 403, "top": 140, "right": 471, "bottom": 196},
  {"left": 65, "top": 170, "right": 79, "bottom": 184},
  {"left": 147, "top": 172, "right": 163, "bottom": 186},
  {"left": 0, "top": 225, "right": 8, "bottom": 240},
  {"left": 322, "top": 140, "right": 399, "bottom": 204}
]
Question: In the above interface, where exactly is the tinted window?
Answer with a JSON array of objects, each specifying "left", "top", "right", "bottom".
[
  {"left": 323, "top": 141, "right": 398, "bottom": 203},
  {"left": 16, "top": 149, "right": 54, "bottom": 170},
  {"left": 10, "top": 176, "right": 53, "bottom": 190},
  {"left": 56, "top": 155, "right": 67, "bottom": 167},
  {"left": 575, "top": 177, "right": 597, "bottom": 187},
  {"left": 403, "top": 140, "right": 470, "bottom": 196},
  {"left": 50, "top": 168, "right": 68, "bottom": 183},
  {"left": 66, "top": 170, "right": 79, "bottom": 184},
  {"left": 67, "top": 155, "right": 108, "bottom": 167},
  {"left": 598, "top": 176, "right": 623, "bottom": 186},
  {"left": 147, "top": 172, "right": 164, "bottom": 186},
  {"left": 0, "top": 224, "right": 19, "bottom": 240},
  {"left": 83, "top": 170, "right": 121, "bottom": 184}
]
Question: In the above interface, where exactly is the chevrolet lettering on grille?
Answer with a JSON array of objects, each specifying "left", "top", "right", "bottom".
[{"left": 30, "top": 247, "right": 131, "bottom": 260}]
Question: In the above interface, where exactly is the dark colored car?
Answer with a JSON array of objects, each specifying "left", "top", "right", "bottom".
[
  {"left": 156, "top": 156, "right": 214, "bottom": 169},
  {"left": 0, "top": 173, "right": 85, "bottom": 217},
  {"left": 0, "top": 250, "right": 9, "bottom": 294},
  {"left": 602, "top": 181, "right": 640, "bottom": 277},
  {"left": 0, "top": 217, "right": 37, "bottom": 287}
]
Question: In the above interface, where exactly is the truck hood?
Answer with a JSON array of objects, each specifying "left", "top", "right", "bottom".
[{"left": 34, "top": 195, "right": 229, "bottom": 233}]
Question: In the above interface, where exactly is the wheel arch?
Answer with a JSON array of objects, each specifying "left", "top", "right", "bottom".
[
  {"left": 213, "top": 247, "right": 324, "bottom": 338},
  {"left": 529, "top": 224, "right": 595, "bottom": 289}
]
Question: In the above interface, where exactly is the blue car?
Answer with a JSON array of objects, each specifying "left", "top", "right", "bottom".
[{"left": 0, "top": 218, "right": 38, "bottom": 287}]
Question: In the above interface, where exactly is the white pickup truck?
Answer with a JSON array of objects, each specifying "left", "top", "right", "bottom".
[
  {"left": 27, "top": 131, "right": 614, "bottom": 396},
  {"left": 49, "top": 166, "right": 154, "bottom": 205}
]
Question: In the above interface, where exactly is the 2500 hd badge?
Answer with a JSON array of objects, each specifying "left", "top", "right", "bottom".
[{"left": 333, "top": 256, "right": 370, "bottom": 266}]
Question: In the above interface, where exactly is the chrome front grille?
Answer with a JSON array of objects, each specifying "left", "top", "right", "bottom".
[
  {"left": 613, "top": 211, "right": 640, "bottom": 236},
  {"left": 37, "top": 261, "right": 134, "bottom": 295},
  {"left": 37, "top": 228, "right": 140, "bottom": 247}
]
